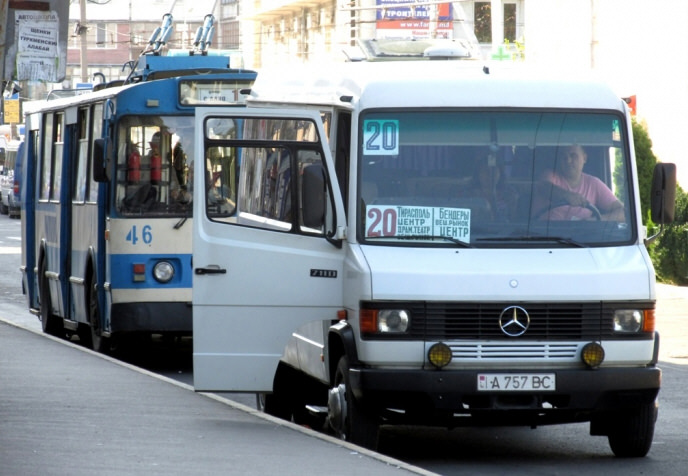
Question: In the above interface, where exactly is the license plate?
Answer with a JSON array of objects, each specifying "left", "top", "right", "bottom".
[{"left": 477, "top": 373, "right": 556, "bottom": 392}]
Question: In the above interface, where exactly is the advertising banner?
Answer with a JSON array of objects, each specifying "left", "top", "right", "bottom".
[
  {"left": 376, "top": 0, "right": 453, "bottom": 39},
  {"left": 15, "top": 10, "right": 61, "bottom": 82}
]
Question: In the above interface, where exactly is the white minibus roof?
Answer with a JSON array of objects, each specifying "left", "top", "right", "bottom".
[{"left": 249, "top": 62, "right": 625, "bottom": 112}]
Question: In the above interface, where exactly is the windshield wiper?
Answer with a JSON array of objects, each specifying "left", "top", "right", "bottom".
[
  {"left": 366, "top": 235, "right": 473, "bottom": 248},
  {"left": 477, "top": 235, "right": 587, "bottom": 248},
  {"left": 173, "top": 217, "right": 188, "bottom": 229}
]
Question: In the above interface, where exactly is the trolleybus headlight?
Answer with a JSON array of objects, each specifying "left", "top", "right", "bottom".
[
  {"left": 613, "top": 309, "right": 643, "bottom": 333},
  {"left": 153, "top": 261, "right": 174, "bottom": 283},
  {"left": 581, "top": 342, "right": 605, "bottom": 369},
  {"left": 428, "top": 342, "right": 452, "bottom": 369}
]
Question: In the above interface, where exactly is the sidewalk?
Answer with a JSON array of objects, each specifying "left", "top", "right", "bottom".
[
  {"left": 655, "top": 283, "right": 688, "bottom": 364},
  {"left": 0, "top": 321, "right": 433, "bottom": 476}
]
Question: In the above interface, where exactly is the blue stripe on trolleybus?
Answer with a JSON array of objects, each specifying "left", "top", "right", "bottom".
[{"left": 110, "top": 253, "right": 192, "bottom": 289}]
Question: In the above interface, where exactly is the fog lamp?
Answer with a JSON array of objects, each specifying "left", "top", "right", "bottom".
[
  {"left": 428, "top": 342, "right": 452, "bottom": 369},
  {"left": 153, "top": 261, "right": 174, "bottom": 283},
  {"left": 581, "top": 342, "right": 605, "bottom": 369}
]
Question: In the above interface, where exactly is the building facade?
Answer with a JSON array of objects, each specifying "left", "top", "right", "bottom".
[
  {"left": 241, "top": 0, "right": 525, "bottom": 67},
  {"left": 46, "top": 0, "right": 688, "bottom": 187}
]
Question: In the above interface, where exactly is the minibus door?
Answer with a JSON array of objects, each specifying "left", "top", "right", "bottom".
[{"left": 192, "top": 107, "right": 346, "bottom": 392}]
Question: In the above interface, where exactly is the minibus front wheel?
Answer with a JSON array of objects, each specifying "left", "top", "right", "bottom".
[
  {"left": 328, "top": 356, "right": 379, "bottom": 450},
  {"left": 607, "top": 400, "right": 658, "bottom": 457}
]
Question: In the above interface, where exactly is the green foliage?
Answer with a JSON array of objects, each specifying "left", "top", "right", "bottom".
[
  {"left": 632, "top": 119, "right": 658, "bottom": 223},
  {"left": 503, "top": 38, "right": 525, "bottom": 61},
  {"left": 649, "top": 186, "right": 688, "bottom": 284},
  {"left": 636, "top": 118, "right": 688, "bottom": 284}
]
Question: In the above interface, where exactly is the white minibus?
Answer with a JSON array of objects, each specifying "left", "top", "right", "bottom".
[{"left": 191, "top": 61, "right": 675, "bottom": 457}]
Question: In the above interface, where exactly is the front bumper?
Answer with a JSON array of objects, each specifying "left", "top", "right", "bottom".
[
  {"left": 349, "top": 365, "right": 661, "bottom": 426},
  {"left": 110, "top": 301, "right": 192, "bottom": 333}
]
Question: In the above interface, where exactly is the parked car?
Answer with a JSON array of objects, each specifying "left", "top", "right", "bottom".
[
  {"left": 10, "top": 140, "right": 23, "bottom": 218},
  {"left": 0, "top": 140, "right": 22, "bottom": 218}
]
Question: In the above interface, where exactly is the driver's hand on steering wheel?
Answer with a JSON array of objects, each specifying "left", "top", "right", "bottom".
[{"left": 563, "top": 190, "right": 589, "bottom": 208}]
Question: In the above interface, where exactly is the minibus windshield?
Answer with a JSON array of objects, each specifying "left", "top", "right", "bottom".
[{"left": 358, "top": 110, "right": 634, "bottom": 247}]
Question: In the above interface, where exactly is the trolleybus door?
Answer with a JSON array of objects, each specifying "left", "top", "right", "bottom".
[{"left": 192, "top": 107, "right": 346, "bottom": 392}]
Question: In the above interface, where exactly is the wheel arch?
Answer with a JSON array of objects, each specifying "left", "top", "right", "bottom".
[
  {"left": 37, "top": 239, "right": 49, "bottom": 299},
  {"left": 327, "top": 321, "right": 359, "bottom": 385},
  {"left": 84, "top": 246, "right": 97, "bottom": 292}
]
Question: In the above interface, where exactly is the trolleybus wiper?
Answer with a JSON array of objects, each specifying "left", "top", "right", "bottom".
[{"left": 174, "top": 217, "right": 188, "bottom": 229}]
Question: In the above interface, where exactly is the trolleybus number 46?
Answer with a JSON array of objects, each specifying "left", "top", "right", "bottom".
[
  {"left": 477, "top": 373, "right": 556, "bottom": 391},
  {"left": 126, "top": 225, "right": 153, "bottom": 245}
]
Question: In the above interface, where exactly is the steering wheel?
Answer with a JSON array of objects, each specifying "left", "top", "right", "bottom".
[
  {"left": 585, "top": 202, "right": 602, "bottom": 220},
  {"left": 538, "top": 200, "right": 602, "bottom": 221}
]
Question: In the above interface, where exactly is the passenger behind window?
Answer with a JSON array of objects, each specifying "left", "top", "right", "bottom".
[
  {"left": 173, "top": 139, "right": 186, "bottom": 187},
  {"left": 196, "top": 161, "right": 234, "bottom": 216},
  {"left": 170, "top": 164, "right": 190, "bottom": 205},
  {"left": 147, "top": 132, "right": 163, "bottom": 185},
  {"left": 466, "top": 153, "right": 518, "bottom": 222}
]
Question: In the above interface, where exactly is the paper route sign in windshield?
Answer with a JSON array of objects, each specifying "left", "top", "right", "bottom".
[{"left": 366, "top": 205, "right": 471, "bottom": 242}]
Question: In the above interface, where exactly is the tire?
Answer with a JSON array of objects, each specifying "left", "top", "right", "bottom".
[
  {"left": 329, "top": 356, "right": 380, "bottom": 450},
  {"left": 39, "top": 261, "right": 62, "bottom": 337},
  {"left": 8, "top": 196, "right": 18, "bottom": 218},
  {"left": 260, "top": 364, "right": 327, "bottom": 430},
  {"left": 88, "top": 277, "right": 110, "bottom": 353},
  {"left": 262, "top": 391, "right": 293, "bottom": 420},
  {"left": 607, "top": 400, "right": 658, "bottom": 457},
  {"left": 261, "top": 364, "right": 296, "bottom": 421}
]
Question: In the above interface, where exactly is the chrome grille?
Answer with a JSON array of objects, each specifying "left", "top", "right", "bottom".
[
  {"left": 407, "top": 302, "right": 611, "bottom": 340},
  {"left": 450, "top": 343, "right": 579, "bottom": 359}
]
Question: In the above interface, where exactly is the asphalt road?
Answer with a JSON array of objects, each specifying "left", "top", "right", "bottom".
[{"left": 1, "top": 216, "right": 687, "bottom": 475}]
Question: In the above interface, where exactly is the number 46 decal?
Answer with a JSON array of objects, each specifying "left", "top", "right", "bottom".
[
  {"left": 126, "top": 225, "right": 153, "bottom": 245},
  {"left": 363, "top": 119, "right": 399, "bottom": 156}
]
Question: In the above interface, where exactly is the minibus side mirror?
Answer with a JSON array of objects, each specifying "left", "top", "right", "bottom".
[
  {"left": 301, "top": 162, "right": 326, "bottom": 229},
  {"left": 650, "top": 162, "right": 676, "bottom": 224},
  {"left": 93, "top": 138, "right": 110, "bottom": 182}
]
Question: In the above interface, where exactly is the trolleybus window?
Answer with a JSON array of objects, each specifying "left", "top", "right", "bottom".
[
  {"left": 74, "top": 107, "right": 90, "bottom": 202},
  {"left": 116, "top": 116, "right": 193, "bottom": 216},
  {"left": 51, "top": 112, "right": 64, "bottom": 201},
  {"left": 88, "top": 103, "right": 103, "bottom": 203}
]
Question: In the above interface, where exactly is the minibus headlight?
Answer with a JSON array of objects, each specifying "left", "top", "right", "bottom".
[
  {"left": 153, "top": 261, "right": 174, "bottom": 283},
  {"left": 613, "top": 309, "right": 643, "bottom": 333},
  {"left": 378, "top": 309, "right": 410, "bottom": 333},
  {"left": 360, "top": 309, "right": 410, "bottom": 334}
]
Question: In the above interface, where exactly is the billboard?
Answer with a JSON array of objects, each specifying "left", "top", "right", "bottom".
[
  {"left": 1, "top": 1, "right": 69, "bottom": 83},
  {"left": 376, "top": 0, "right": 453, "bottom": 39}
]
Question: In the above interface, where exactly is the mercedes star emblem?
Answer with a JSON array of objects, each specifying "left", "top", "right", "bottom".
[{"left": 498, "top": 306, "right": 530, "bottom": 337}]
